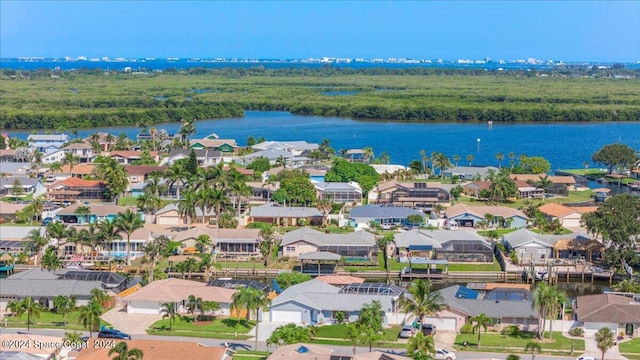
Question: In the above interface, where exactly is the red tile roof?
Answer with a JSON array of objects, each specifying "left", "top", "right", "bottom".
[{"left": 55, "top": 177, "right": 105, "bottom": 188}]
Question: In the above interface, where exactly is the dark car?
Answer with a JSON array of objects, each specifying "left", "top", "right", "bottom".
[
  {"left": 98, "top": 328, "right": 131, "bottom": 340},
  {"left": 421, "top": 323, "right": 436, "bottom": 336},
  {"left": 42, "top": 217, "right": 53, "bottom": 226}
]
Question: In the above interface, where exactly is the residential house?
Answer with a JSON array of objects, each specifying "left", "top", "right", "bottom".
[
  {"left": 262, "top": 166, "right": 327, "bottom": 182},
  {"left": 107, "top": 227, "right": 153, "bottom": 259},
  {"left": 268, "top": 343, "right": 410, "bottom": 360},
  {"left": 501, "top": 229, "right": 596, "bottom": 263},
  {"left": 61, "top": 142, "right": 95, "bottom": 163},
  {"left": 442, "top": 166, "right": 499, "bottom": 180},
  {"left": 593, "top": 188, "right": 612, "bottom": 202},
  {"left": 313, "top": 181, "right": 362, "bottom": 204},
  {"left": 382, "top": 182, "right": 451, "bottom": 211},
  {"left": 394, "top": 229, "right": 494, "bottom": 263},
  {"left": 269, "top": 279, "right": 405, "bottom": 325},
  {"left": 246, "top": 181, "right": 280, "bottom": 204},
  {"left": 462, "top": 180, "right": 492, "bottom": 197},
  {"left": 0, "top": 334, "right": 64, "bottom": 359},
  {"left": 280, "top": 227, "right": 377, "bottom": 259},
  {"left": 0, "top": 149, "right": 17, "bottom": 162},
  {"left": 27, "top": 134, "right": 70, "bottom": 154},
  {"left": 344, "top": 149, "right": 367, "bottom": 163},
  {"left": 124, "top": 278, "right": 236, "bottom": 315},
  {"left": 82, "top": 132, "right": 116, "bottom": 152},
  {"left": 249, "top": 202, "right": 322, "bottom": 227},
  {"left": 57, "top": 163, "right": 96, "bottom": 178},
  {"left": 109, "top": 150, "right": 160, "bottom": 164},
  {"left": 190, "top": 138, "right": 238, "bottom": 153},
  {"left": 514, "top": 179, "right": 545, "bottom": 199},
  {"left": 430, "top": 284, "right": 539, "bottom": 332},
  {"left": 76, "top": 339, "right": 229, "bottom": 360},
  {"left": 575, "top": 293, "right": 640, "bottom": 337},
  {"left": 445, "top": 203, "right": 528, "bottom": 229},
  {"left": 54, "top": 203, "right": 131, "bottom": 224},
  {"left": 46, "top": 177, "right": 107, "bottom": 202},
  {"left": 0, "top": 177, "right": 39, "bottom": 196},
  {"left": 155, "top": 203, "right": 217, "bottom": 226},
  {"left": 41, "top": 149, "right": 66, "bottom": 164},
  {"left": 510, "top": 174, "right": 577, "bottom": 194},
  {"left": 0, "top": 162, "right": 31, "bottom": 177},
  {"left": 537, "top": 203, "right": 583, "bottom": 228},
  {"left": 164, "top": 148, "right": 222, "bottom": 167},
  {"left": 349, "top": 204, "right": 426, "bottom": 229},
  {"left": 124, "top": 165, "right": 168, "bottom": 193},
  {"left": 0, "top": 202, "right": 28, "bottom": 222},
  {"left": 0, "top": 226, "right": 43, "bottom": 254},
  {"left": 0, "top": 268, "right": 125, "bottom": 311},
  {"left": 165, "top": 226, "right": 262, "bottom": 258},
  {"left": 240, "top": 149, "right": 297, "bottom": 167},
  {"left": 371, "top": 164, "right": 410, "bottom": 176},
  {"left": 252, "top": 140, "right": 319, "bottom": 157}
]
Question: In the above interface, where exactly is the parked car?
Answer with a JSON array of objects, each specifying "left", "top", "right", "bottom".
[
  {"left": 41, "top": 217, "right": 53, "bottom": 226},
  {"left": 98, "top": 328, "right": 131, "bottom": 340},
  {"left": 576, "top": 357, "right": 597, "bottom": 360},
  {"left": 435, "top": 349, "right": 456, "bottom": 360},
  {"left": 421, "top": 323, "right": 436, "bottom": 336},
  {"left": 398, "top": 325, "right": 414, "bottom": 338}
]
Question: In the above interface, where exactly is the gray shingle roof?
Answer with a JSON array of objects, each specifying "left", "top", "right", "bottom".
[
  {"left": 393, "top": 230, "right": 443, "bottom": 249},
  {"left": 0, "top": 226, "right": 44, "bottom": 241},
  {"left": 281, "top": 227, "right": 376, "bottom": 247},
  {"left": 502, "top": 229, "right": 585, "bottom": 248},
  {"left": 313, "top": 182, "right": 361, "bottom": 192},
  {"left": 298, "top": 251, "right": 342, "bottom": 261},
  {"left": 250, "top": 203, "right": 322, "bottom": 218},
  {"left": 0, "top": 278, "right": 104, "bottom": 298},
  {"left": 436, "top": 285, "right": 538, "bottom": 319},
  {"left": 349, "top": 205, "right": 425, "bottom": 219}
]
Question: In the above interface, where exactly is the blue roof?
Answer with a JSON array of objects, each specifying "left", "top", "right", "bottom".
[
  {"left": 408, "top": 245, "right": 433, "bottom": 251},
  {"left": 454, "top": 286, "right": 479, "bottom": 299}
]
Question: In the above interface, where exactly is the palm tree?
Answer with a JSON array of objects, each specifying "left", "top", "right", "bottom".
[
  {"left": 466, "top": 154, "right": 474, "bottom": 166},
  {"left": 20, "top": 297, "right": 42, "bottom": 333},
  {"left": 532, "top": 283, "right": 552, "bottom": 339},
  {"left": 53, "top": 295, "right": 75, "bottom": 327},
  {"left": 97, "top": 220, "right": 122, "bottom": 258},
  {"left": 470, "top": 313, "right": 491, "bottom": 349},
  {"left": 63, "top": 152, "right": 79, "bottom": 174},
  {"left": 407, "top": 332, "right": 435, "bottom": 360},
  {"left": 209, "top": 188, "right": 230, "bottom": 227},
  {"left": 508, "top": 152, "right": 516, "bottom": 170},
  {"left": 78, "top": 299, "right": 103, "bottom": 337},
  {"left": 90, "top": 288, "right": 110, "bottom": 307},
  {"left": 108, "top": 341, "right": 144, "bottom": 360},
  {"left": 142, "top": 237, "right": 163, "bottom": 284},
  {"left": 259, "top": 226, "right": 277, "bottom": 266},
  {"left": 178, "top": 118, "right": 196, "bottom": 147},
  {"left": 346, "top": 323, "right": 359, "bottom": 355},
  {"left": 316, "top": 198, "right": 333, "bottom": 228},
  {"left": 183, "top": 257, "right": 198, "bottom": 280},
  {"left": 114, "top": 209, "right": 144, "bottom": 266},
  {"left": 74, "top": 205, "right": 92, "bottom": 224},
  {"left": 166, "top": 162, "right": 190, "bottom": 200},
  {"left": 25, "top": 229, "right": 49, "bottom": 267},
  {"left": 231, "top": 287, "right": 271, "bottom": 351},
  {"left": 583, "top": 161, "right": 590, "bottom": 172},
  {"left": 496, "top": 152, "right": 505, "bottom": 168},
  {"left": 195, "top": 188, "right": 213, "bottom": 225},
  {"left": 453, "top": 154, "right": 461, "bottom": 167},
  {"left": 524, "top": 341, "right": 542, "bottom": 360},
  {"left": 187, "top": 295, "right": 203, "bottom": 321},
  {"left": 432, "top": 152, "right": 451, "bottom": 179},
  {"left": 595, "top": 327, "right": 615, "bottom": 360},
  {"left": 363, "top": 147, "right": 374, "bottom": 163},
  {"left": 41, "top": 246, "right": 62, "bottom": 271},
  {"left": 546, "top": 287, "right": 568, "bottom": 340},
  {"left": 177, "top": 189, "right": 197, "bottom": 228},
  {"left": 399, "top": 279, "right": 446, "bottom": 325},
  {"left": 160, "top": 302, "right": 177, "bottom": 331},
  {"left": 420, "top": 150, "right": 430, "bottom": 175},
  {"left": 196, "top": 234, "right": 211, "bottom": 254}
]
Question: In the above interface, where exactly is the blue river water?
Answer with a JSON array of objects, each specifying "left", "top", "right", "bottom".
[{"left": 4, "top": 111, "right": 640, "bottom": 173}]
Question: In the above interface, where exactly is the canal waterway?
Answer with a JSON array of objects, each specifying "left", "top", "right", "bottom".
[{"left": 4, "top": 111, "right": 640, "bottom": 172}]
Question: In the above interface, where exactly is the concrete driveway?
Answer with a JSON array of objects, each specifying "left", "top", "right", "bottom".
[
  {"left": 434, "top": 330, "right": 457, "bottom": 351},
  {"left": 101, "top": 306, "right": 162, "bottom": 335},
  {"left": 582, "top": 334, "right": 627, "bottom": 360}
]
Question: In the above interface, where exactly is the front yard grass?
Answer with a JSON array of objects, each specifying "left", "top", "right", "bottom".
[
  {"left": 619, "top": 337, "right": 640, "bottom": 354},
  {"left": 149, "top": 315, "right": 255, "bottom": 334},
  {"left": 454, "top": 331, "right": 584, "bottom": 352},
  {"left": 5, "top": 309, "right": 111, "bottom": 331},
  {"left": 314, "top": 324, "right": 401, "bottom": 343}
]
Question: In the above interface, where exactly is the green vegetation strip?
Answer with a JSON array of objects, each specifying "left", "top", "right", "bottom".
[
  {"left": 147, "top": 329, "right": 251, "bottom": 340},
  {"left": 454, "top": 332, "right": 584, "bottom": 351},
  {"left": 5, "top": 310, "right": 111, "bottom": 331},
  {"left": 149, "top": 316, "right": 254, "bottom": 333},
  {"left": 3, "top": 71, "right": 640, "bottom": 129},
  {"left": 619, "top": 338, "right": 640, "bottom": 354}
]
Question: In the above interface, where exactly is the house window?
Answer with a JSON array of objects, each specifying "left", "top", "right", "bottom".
[
  {"left": 286, "top": 246, "right": 296, "bottom": 252},
  {"left": 538, "top": 249, "right": 547, "bottom": 254}
]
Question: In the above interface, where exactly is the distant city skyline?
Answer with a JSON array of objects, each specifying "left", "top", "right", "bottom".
[{"left": 1, "top": 1, "right": 639, "bottom": 62}]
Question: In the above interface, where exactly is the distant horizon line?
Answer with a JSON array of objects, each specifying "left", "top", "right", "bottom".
[{"left": 2, "top": 56, "right": 639, "bottom": 64}]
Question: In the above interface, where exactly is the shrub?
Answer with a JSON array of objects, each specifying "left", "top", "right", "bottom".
[
  {"left": 510, "top": 251, "right": 519, "bottom": 264},
  {"left": 506, "top": 355, "right": 521, "bottom": 360},
  {"left": 334, "top": 311, "right": 345, "bottom": 324},
  {"left": 460, "top": 323, "right": 473, "bottom": 334},
  {"left": 569, "top": 327, "right": 584, "bottom": 337},
  {"left": 495, "top": 243, "right": 506, "bottom": 253},
  {"left": 501, "top": 325, "right": 522, "bottom": 336}
]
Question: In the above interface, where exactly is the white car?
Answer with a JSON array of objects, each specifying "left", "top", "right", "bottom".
[{"left": 434, "top": 349, "right": 456, "bottom": 360}]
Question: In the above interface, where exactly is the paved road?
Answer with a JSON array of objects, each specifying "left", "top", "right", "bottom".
[{"left": 0, "top": 327, "right": 577, "bottom": 360}]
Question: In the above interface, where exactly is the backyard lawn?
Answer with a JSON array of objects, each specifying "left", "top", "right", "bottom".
[
  {"left": 5, "top": 310, "right": 111, "bottom": 331},
  {"left": 454, "top": 331, "right": 584, "bottom": 352},
  {"left": 147, "top": 315, "right": 254, "bottom": 339}
]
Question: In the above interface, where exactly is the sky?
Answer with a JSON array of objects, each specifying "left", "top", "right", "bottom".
[{"left": 1, "top": 1, "right": 639, "bottom": 62}]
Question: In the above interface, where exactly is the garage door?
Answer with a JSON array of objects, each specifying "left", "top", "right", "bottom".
[
  {"left": 128, "top": 301, "right": 160, "bottom": 314},
  {"left": 422, "top": 317, "right": 457, "bottom": 331},
  {"left": 584, "top": 322, "right": 617, "bottom": 335},
  {"left": 271, "top": 310, "right": 302, "bottom": 323}
]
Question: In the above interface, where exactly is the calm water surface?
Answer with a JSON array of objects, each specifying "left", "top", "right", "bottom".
[{"left": 5, "top": 111, "right": 640, "bottom": 171}]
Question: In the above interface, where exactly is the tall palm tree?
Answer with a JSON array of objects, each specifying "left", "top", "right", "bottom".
[
  {"left": 508, "top": 152, "right": 516, "bottom": 170},
  {"left": 63, "top": 152, "right": 79, "bottom": 175},
  {"left": 407, "top": 332, "right": 435, "bottom": 360},
  {"left": 177, "top": 189, "right": 197, "bottom": 228},
  {"left": 470, "top": 313, "right": 491, "bottom": 349},
  {"left": 208, "top": 188, "right": 230, "bottom": 226},
  {"left": 53, "top": 295, "right": 75, "bottom": 327},
  {"left": 195, "top": 188, "right": 213, "bottom": 225},
  {"left": 532, "top": 283, "right": 553, "bottom": 339},
  {"left": 25, "top": 229, "right": 49, "bottom": 267},
  {"left": 160, "top": 302, "right": 177, "bottom": 331},
  {"left": 453, "top": 154, "right": 461, "bottom": 167},
  {"left": 316, "top": 198, "right": 333, "bottom": 228},
  {"left": 196, "top": 234, "right": 211, "bottom": 254},
  {"left": 78, "top": 299, "right": 103, "bottom": 337},
  {"left": 108, "top": 341, "right": 144, "bottom": 360},
  {"left": 524, "top": 341, "right": 542, "bottom": 360},
  {"left": 466, "top": 154, "right": 474, "bottom": 166},
  {"left": 114, "top": 209, "right": 144, "bottom": 266},
  {"left": 595, "top": 327, "right": 615, "bottom": 360},
  {"left": 420, "top": 150, "right": 429, "bottom": 175},
  {"left": 183, "top": 257, "right": 198, "bottom": 280},
  {"left": 20, "top": 297, "right": 42, "bottom": 333},
  {"left": 399, "top": 279, "right": 446, "bottom": 325},
  {"left": 231, "top": 287, "right": 271, "bottom": 351},
  {"left": 74, "top": 205, "right": 92, "bottom": 224},
  {"left": 496, "top": 152, "right": 505, "bottom": 168},
  {"left": 546, "top": 287, "right": 568, "bottom": 340},
  {"left": 363, "top": 147, "right": 374, "bottom": 163},
  {"left": 97, "top": 220, "right": 122, "bottom": 258},
  {"left": 187, "top": 294, "right": 203, "bottom": 322},
  {"left": 141, "top": 237, "right": 164, "bottom": 284},
  {"left": 166, "top": 163, "right": 190, "bottom": 200}
]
